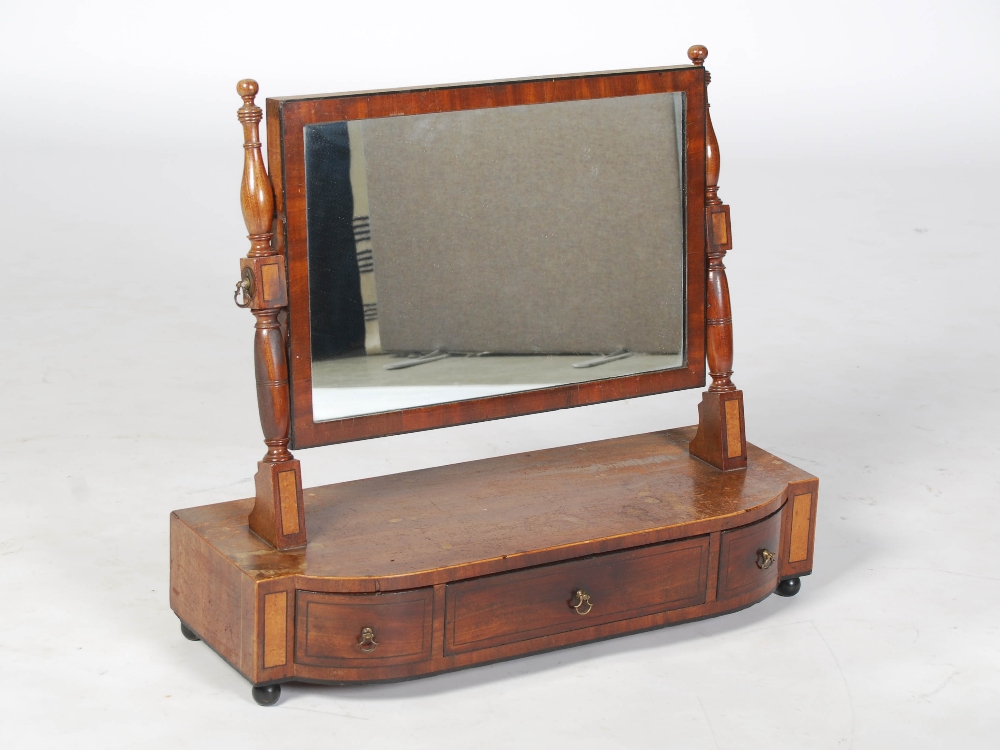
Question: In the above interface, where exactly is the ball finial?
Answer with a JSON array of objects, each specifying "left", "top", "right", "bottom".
[
  {"left": 687, "top": 45, "right": 708, "bottom": 66},
  {"left": 237, "top": 79, "right": 259, "bottom": 101}
]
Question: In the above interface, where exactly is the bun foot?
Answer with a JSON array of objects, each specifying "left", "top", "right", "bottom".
[
  {"left": 180, "top": 622, "right": 201, "bottom": 641},
  {"left": 252, "top": 684, "right": 281, "bottom": 706},
  {"left": 775, "top": 577, "right": 801, "bottom": 597}
]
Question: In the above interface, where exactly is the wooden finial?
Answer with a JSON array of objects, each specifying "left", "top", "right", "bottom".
[
  {"left": 688, "top": 43, "right": 747, "bottom": 471},
  {"left": 237, "top": 78, "right": 259, "bottom": 101},
  {"left": 236, "top": 79, "right": 273, "bottom": 257},
  {"left": 233, "top": 78, "right": 307, "bottom": 549},
  {"left": 687, "top": 45, "right": 708, "bottom": 66},
  {"left": 237, "top": 79, "right": 263, "bottom": 131}
]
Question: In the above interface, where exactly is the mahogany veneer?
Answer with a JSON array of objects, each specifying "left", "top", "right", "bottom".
[
  {"left": 170, "top": 427, "right": 817, "bottom": 688},
  {"left": 170, "top": 47, "right": 821, "bottom": 704}
]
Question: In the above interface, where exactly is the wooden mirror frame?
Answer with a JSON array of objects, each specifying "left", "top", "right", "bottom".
[
  {"left": 234, "top": 46, "right": 745, "bottom": 550},
  {"left": 272, "top": 66, "right": 708, "bottom": 449},
  {"left": 168, "top": 49, "right": 821, "bottom": 706}
]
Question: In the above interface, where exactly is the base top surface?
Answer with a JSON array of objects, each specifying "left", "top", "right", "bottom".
[{"left": 172, "top": 427, "right": 813, "bottom": 592}]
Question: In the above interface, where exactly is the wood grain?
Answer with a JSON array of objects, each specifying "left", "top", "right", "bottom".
[
  {"left": 170, "top": 512, "right": 253, "bottom": 675},
  {"left": 268, "top": 66, "right": 708, "bottom": 449},
  {"left": 789, "top": 492, "right": 813, "bottom": 563},
  {"left": 725, "top": 398, "right": 742, "bottom": 458},
  {"left": 263, "top": 592, "right": 287, "bottom": 668},
  {"left": 717, "top": 510, "right": 782, "bottom": 601},
  {"left": 711, "top": 209, "right": 729, "bottom": 245},
  {"left": 690, "top": 391, "right": 747, "bottom": 471},
  {"left": 237, "top": 79, "right": 307, "bottom": 549},
  {"left": 687, "top": 48, "right": 747, "bottom": 470},
  {"left": 249, "top": 459, "right": 307, "bottom": 549},
  {"left": 705, "top": 531, "right": 722, "bottom": 603},
  {"left": 277, "top": 470, "right": 299, "bottom": 535},
  {"left": 169, "top": 52, "right": 820, "bottom": 691},
  {"left": 174, "top": 427, "right": 812, "bottom": 593},
  {"left": 445, "top": 536, "right": 709, "bottom": 654},
  {"left": 295, "top": 589, "right": 433, "bottom": 667},
  {"left": 261, "top": 263, "right": 281, "bottom": 302},
  {"left": 778, "top": 479, "right": 820, "bottom": 581},
  {"left": 171, "top": 428, "right": 818, "bottom": 686}
]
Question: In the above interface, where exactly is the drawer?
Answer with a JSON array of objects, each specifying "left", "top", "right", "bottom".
[
  {"left": 294, "top": 588, "right": 433, "bottom": 668},
  {"left": 717, "top": 510, "right": 782, "bottom": 601},
  {"left": 445, "top": 536, "right": 710, "bottom": 655}
]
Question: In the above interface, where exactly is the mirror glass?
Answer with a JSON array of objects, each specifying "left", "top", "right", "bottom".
[{"left": 304, "top": 92, "right": 686, "bottom": 422}]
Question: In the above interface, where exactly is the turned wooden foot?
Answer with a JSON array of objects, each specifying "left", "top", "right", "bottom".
[
  {"left": 775, "top": 577, "right": 801, "bottom": 597},
  {"left": 252, "top": 684, "right": 281, "bottom": 706},
  {"left": 180, "top": 622, "right": 201, "bottom": 641}
]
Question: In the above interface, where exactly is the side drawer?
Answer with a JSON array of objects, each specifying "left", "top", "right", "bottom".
[
  {"left": 717, "top": 510, "right": 782, "bottom": 601},
  {"left": 295, "top": 588, "right": 433, "bottom": 668},
  {"left": 445, "top": 536, "right": 710, "bottom": 655}
]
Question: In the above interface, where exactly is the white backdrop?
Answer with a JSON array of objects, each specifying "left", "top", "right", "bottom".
[{"left": 2, "top": 1, "right": 999, "bottom": 747}]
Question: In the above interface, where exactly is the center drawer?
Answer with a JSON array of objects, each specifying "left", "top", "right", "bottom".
[{"left": 445, "top": 536, "right": 710, "bottom": 655}]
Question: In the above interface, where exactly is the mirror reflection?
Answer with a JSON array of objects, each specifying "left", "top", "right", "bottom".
[{"left": 305, "top": 92, "right": 686, "bottom": 421}]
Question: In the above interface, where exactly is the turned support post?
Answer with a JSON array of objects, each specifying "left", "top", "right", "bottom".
[
  {"left": 686, "top": 46, "right": 747, "bottom": 471},
  {"left": 235, "top": 79, "right": 307, "bottom": 549}
]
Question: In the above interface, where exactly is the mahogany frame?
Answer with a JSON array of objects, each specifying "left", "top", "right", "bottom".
[
  {"left": 234, "top": 47, "right": 746, "bottom": 550},
  {"left": 267, "top": 66, "right": 709, "bottom": 450},
  {"left": 171, "top": 51, "right": 813, "bottom": 707}
]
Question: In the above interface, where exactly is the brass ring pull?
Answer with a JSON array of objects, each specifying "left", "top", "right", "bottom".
[
  {"left": 756, "top": 548, "right": 776, "bottom": 570},
  {"left": 569, "top": 590, "right": 594, "bottom": 615},
  {"left": 234, "top": 267, "right": 254, "bottom": 308},
  {"left": 358, "top": 626, "right": 378, "bottom": 652}
]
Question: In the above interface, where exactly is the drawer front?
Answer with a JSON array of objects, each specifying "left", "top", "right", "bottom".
[
  {"left": 717, "top": 510, "right": 782, "bottom": 601},
  {"left": 445, "top": 537, "right": 710, "bottom": 655},
  {"left": 295, "top": 589, "right": 433, "bottom": 668}
]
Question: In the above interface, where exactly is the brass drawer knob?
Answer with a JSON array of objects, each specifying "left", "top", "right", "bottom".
[
  {"left": 569, "top": 590, "right": 594, "bottom": 615},
  {"left": 358, "top": 626, "right": 378, "bottom": 652},
  {"left": 756, "top": 548, "right": 776, "bottom": 570}
]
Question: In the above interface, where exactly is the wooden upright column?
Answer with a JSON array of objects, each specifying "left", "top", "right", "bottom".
[
  {"left": 235, "top": 79, "right": 307, "bottom": 549},
  {"left": 687, "top": 46, "right": 748, "bottom": 471}
]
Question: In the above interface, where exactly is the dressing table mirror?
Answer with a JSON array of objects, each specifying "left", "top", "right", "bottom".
[{"left": 170, "top": 46, "right": 818, "bottom": 706}]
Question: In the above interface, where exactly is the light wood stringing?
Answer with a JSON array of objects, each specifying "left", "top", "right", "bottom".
[
  {"left": 173, "top": 428, "right": 812, "bottom": 593},
  {"left": 789, "top": 493, "right": 813, "bottom": 562},
  {"left": 295, "top": 589, "right": 433, "bottom": 667},
  {"left": 272, "top": 66, "right": 709, "bottom": 450},
  {"left": 278, "top": 470, "right": 300, "bottom": 535},
  {"left": 716, "top": 511, "right": 782, "bottom": 600},
  {"left": 262, "top": 263, "right": 281, "bottom": 302},
  {"left": 263, "top": 591, "right": 288, "bottom": 668},
  {"left": 444, "top": 536, "right": 709, "bottom": 654},
  {"left": 711, "top": 210, "right": 729, "bottom": 244},
  {"left": 170, "top": 429, "right": 819, "bottom": 685},
  {"left": 725, "top": 399, "right": 742, "bottom": 458}
]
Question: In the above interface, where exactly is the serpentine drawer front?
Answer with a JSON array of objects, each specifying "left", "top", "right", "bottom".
[
  {"left": 295, "top": 588, "right": 433, "bottom": 668},
  {"left": 445, "top": 536, "right": 711, "bottom": 655},
  {"left": 717, "top": 510, "right": 782, "bottom": 601}
]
